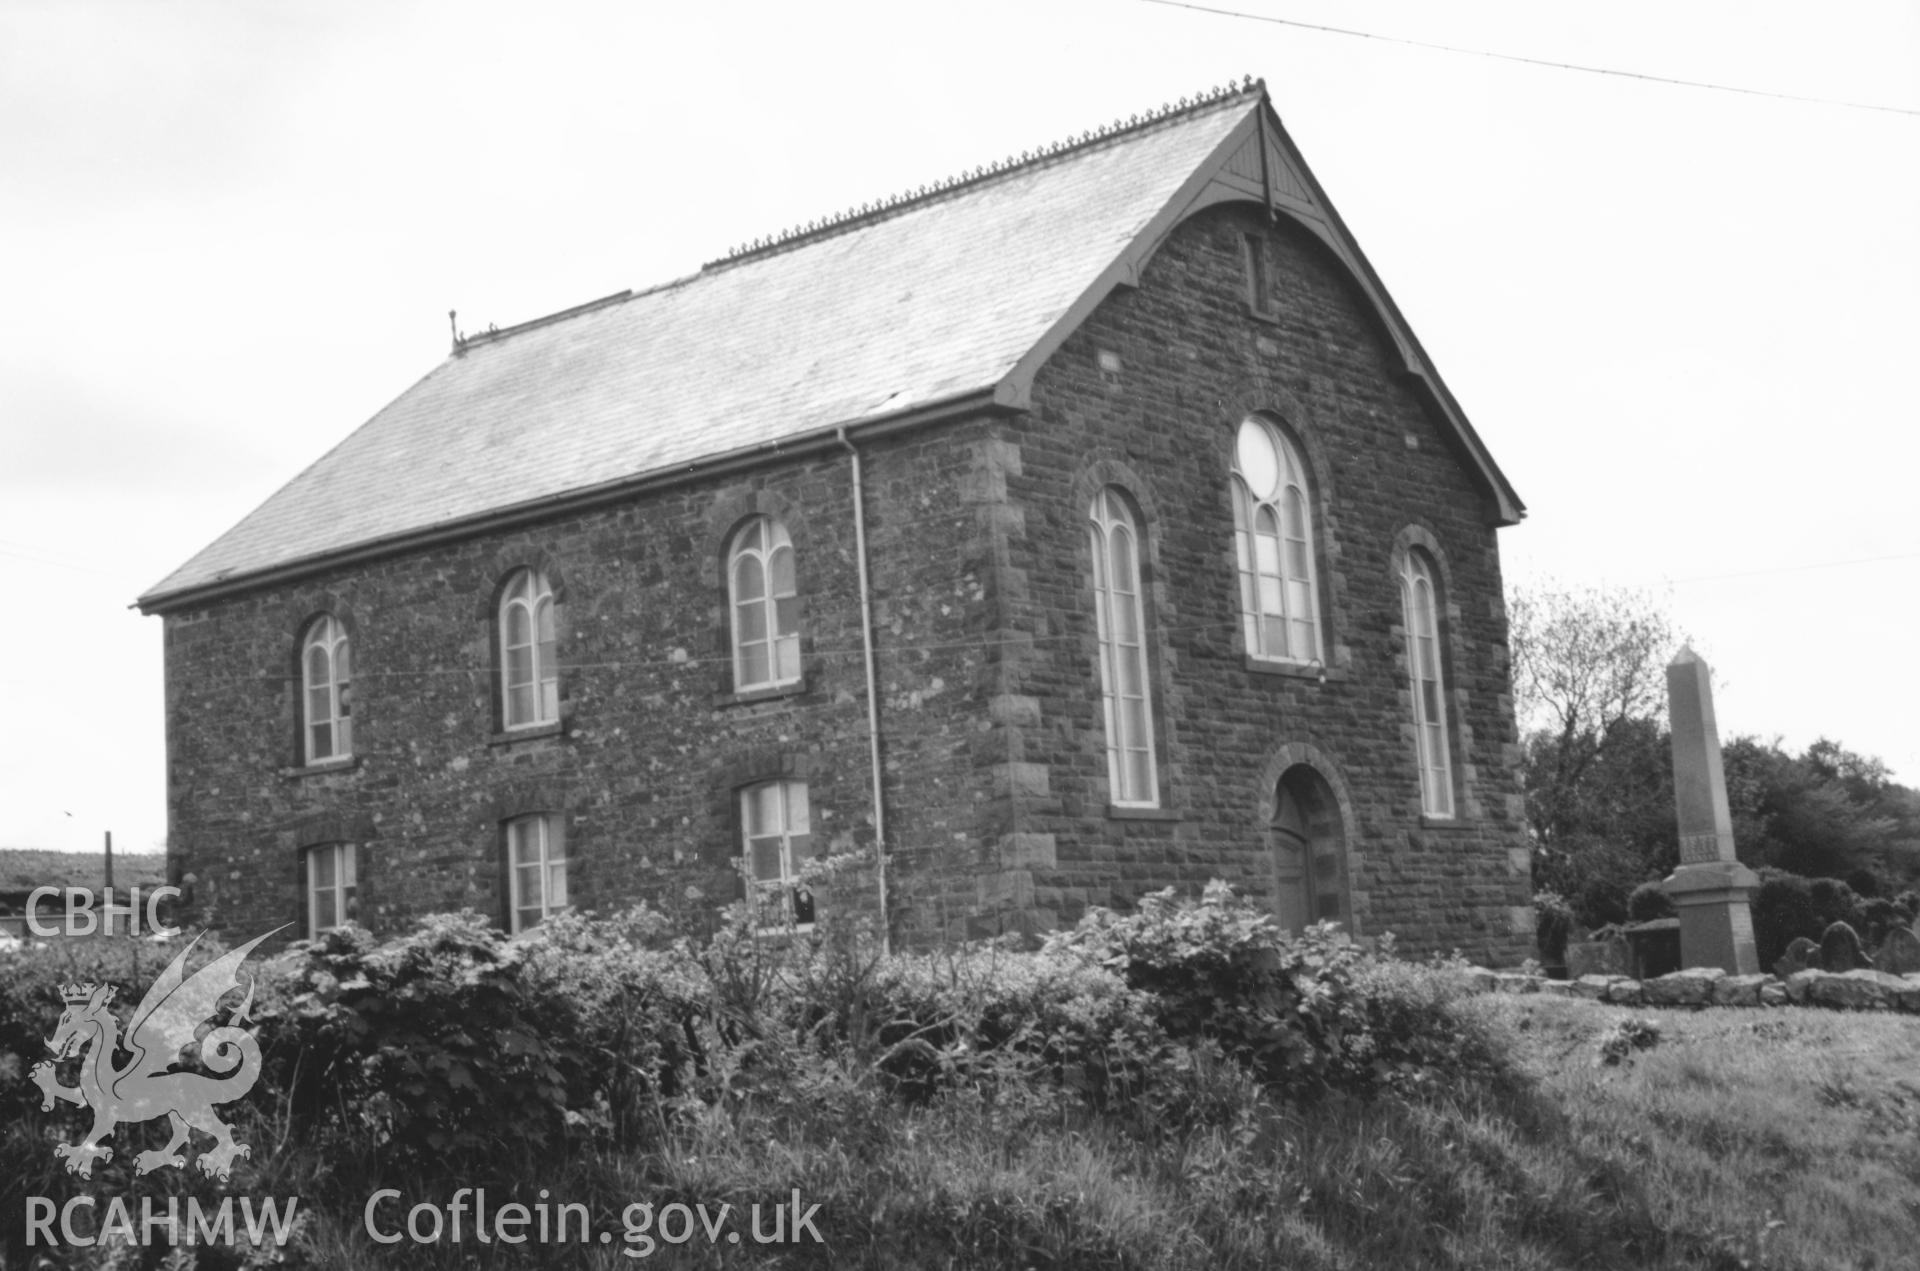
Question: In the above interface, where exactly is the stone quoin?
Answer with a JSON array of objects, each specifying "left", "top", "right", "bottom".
[{"left": 137, "top": 79, "right": 1533, "bottom": 960}]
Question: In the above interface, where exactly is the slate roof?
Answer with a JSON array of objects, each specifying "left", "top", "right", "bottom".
[{"left": 140, "top": 79, "right": 1519, "bottom": 611}]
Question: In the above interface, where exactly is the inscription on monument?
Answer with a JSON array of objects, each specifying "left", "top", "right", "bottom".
[{"left": 1679, "top": 832, "right": 1726, "bottom": 865}]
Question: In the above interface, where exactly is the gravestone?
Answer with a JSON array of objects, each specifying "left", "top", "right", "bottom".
[
  {"left": 1874, "top": 925, "right": 1920, "bottom": 975},
  {"left": 1819, "top": 921, "right": 1872, "bottom": 972},
  {"left": 1625, "top": 918, "right": 1681, "bottom": 980},
  {"left": 1774, "top": 935, "right": 1820, "bottom": 978},
  {"left": 1567, "top": 932, "right": 1631, "bottom": 978},
  {"left": 1659, "top": 648, "right": 1761, "bottom": 974}
]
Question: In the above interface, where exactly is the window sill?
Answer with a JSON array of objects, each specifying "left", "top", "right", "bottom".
[
  {"left": 1244, "top": 656, "right": 1347, "bottom": 683},
  {"left": 507, "top": 906, "right": 572, "bottom": 938},
  {"left": 715, "top": 678, "right": 808, "bottom": 709},
  {"left": 1107, "top": 805, "right": 1180, "bottom": 822},
  {"left": 1419, "top": 814, "right": 1470, "bottom": 830},
  {"left": 489, "top": 722, "right": 564, "bottom": 747},
  {"left": 283, "top": 756, "right": 361, "bottom": 779},
  {"left": 752, "top": 925, "right": 820, "bottom": 946}
]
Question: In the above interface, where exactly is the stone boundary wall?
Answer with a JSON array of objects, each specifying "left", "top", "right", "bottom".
[{"left": 1465, "top": 965, "right": 1920, "bottom": 1013}]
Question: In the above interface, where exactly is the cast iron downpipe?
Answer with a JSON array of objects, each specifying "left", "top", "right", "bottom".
[{"left": 837, "top": 427, "right": 890, "bottom": 953}]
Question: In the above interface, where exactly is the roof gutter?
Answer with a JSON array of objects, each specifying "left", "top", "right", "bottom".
[{"left": 136, "top": 383, "right": 1017, "bottom": 615}]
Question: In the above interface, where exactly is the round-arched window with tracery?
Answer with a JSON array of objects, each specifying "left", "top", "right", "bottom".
[{"left": 1231, "top": 417, "right": 1321, "bottom": 663}]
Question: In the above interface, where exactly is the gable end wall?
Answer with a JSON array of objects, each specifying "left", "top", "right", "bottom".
[{"left": 1004, "top": 203, "right": 1532, "bottom": 961}]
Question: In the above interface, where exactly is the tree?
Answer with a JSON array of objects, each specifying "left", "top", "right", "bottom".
[
  {"left": 1508, "top": 583, "right": 1678, "bottom": 850},
  {"left": 1807, "top": 738, "right": 1893, "bottom": 805},
  {"left": 1523, "top": 715, "right": 1676, "bottom": 925},
  {"left": 1505, "top": 587, "right": 1674, "bottom": 756},
  {"left": 1508, "top": 582, "right": 1677, "bottom": 744},
  {"left": 1508, "top": 582, "right": 1920, "bottom": 924},
  {"left": 1508, "top": 583, "right": 1683, "bottom": 924},
  {"left": 1723, "top": 736, "right": 1916, "bottom": 886}
]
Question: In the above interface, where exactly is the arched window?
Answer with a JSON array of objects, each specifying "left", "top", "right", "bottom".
[
  {"left": 305, "top": 842, "right": 357, "bottom": 937},
  {"left": 741, "top": 779, "right": 814, "bottom": 930},
  {"left": 728, "top": 517, "right": 799, "bottom": 691},
  {"left": 1400, "top": 552, "right": 1454, "bottom": 817},
  {"left": 301, "top": 615, "right": 352, "bottom": 762},
  {"left": 506, "top": 813, "right": 568, "bottom": 933},
  {"left": 499, "top": 569, "right": 558, "bottom": 729},
  {"left": 1231, "top": 417, "right": 1321, "bottom": 663},
  {"left": 1089, "top": 488, "right": 1157, "bottom": 806}
]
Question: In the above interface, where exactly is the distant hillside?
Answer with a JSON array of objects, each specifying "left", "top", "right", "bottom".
[{"left": 0, "top": 849, "right": 167, "bottom": 891}]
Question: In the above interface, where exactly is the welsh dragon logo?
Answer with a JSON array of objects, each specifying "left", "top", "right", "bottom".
[{"left": 29, "top": 928, "right": 284, "bottom": 1180}]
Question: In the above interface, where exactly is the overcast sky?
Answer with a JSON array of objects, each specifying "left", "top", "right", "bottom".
[{"left": 4, "top": 0, "right": 1916, "bottom": 855}]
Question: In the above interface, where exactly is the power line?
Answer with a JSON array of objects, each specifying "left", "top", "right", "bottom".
[
  {"left": 1662, "top": 549, "right": 1920, "bottom": 586},
  {"left": 1515, "top": 548, "right": 1920, "bottom": 591},
  {"left": 0, "top": 543, "right": 115, "bottom": 576},
  {"left": 1139, "top": 0, "right": 1920, "bottom": 118}
]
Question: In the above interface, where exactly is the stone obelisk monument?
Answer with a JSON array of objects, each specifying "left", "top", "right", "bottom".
[{"left": 1661, "top": 647, "right": 1760, "bottom": 973}]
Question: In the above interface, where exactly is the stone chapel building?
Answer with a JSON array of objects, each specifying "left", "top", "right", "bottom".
[{"left": 138, "top": 80, "right": 1533, "bottom": 961}]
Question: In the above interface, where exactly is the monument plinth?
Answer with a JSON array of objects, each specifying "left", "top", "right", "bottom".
[{"left": 1661, "top": 647, "right": 1760, "bottom": 974}]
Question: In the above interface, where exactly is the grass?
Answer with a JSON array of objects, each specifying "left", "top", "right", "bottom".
[
  {"left": 1493, "top": 996, "right": 1920, "bottom": 1271},
  {"left": 10, "top": 986, "right": 1920, "bottom": 1269}
]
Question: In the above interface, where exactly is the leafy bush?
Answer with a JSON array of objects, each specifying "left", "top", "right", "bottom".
[
  {"left": 0, "top": 932, "right": 260, "bottom": 1245},
  {"left": 521, "top": 898, "right": 1168, "bottom": 1135},
  {"left": 1752, "top": 870, "right": 1818, "bottom": 970},
  {"left": 1594, "top": 1016, "right": 1660, "bottom": 1067},
  {"left": 1, "top": 879, "right": 1524, "bottom": 1202},
  {"left": 1534, "top": 890, "right": 1574, "bottom": 972},
  {"left": 858, "top": 942, "right": 1169, "bottom": 1105},
  {"left": 1845, "top": 867, "right": 1885, "bottom": 899},
  {"left": 1750, "top": 870, "right": 1868, "bottom": 970},
  {"left": 1050, "top": 882, "right": 1355, "bottom": 1090},
  {"left": 0, "top": 933, "right": 221, "bottom": 1125},
  {"left": 1531, "top": 833, "right": 1645, "bottom": 929},
  {"left": 519, "top": 904, "right": 719, "bottom": 1143},
  {"left": 1049, "top": 881, "right": 1504, "bottom": 1097},
  {"left": 1348, "top": 949, "right": 1512, "bottom": 1093},
  {"left": 1857, "top": 897, "right": 1906, "bottom": 948},
  {"left": 1626, "top": 881, "right": 1675, "bottom": 923},
  {"left": 254, "top": 913, "right": 581, "bottom": 1176},
  {"left": 1808, "top": 877, "right": 1865, "bottom": 930}
]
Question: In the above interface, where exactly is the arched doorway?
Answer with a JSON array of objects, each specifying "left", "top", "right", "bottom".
[{"left": 1271, "top": 763, "right": 1348, "bottom": 933}]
